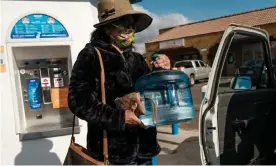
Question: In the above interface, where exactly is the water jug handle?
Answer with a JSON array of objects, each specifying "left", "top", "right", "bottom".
[{"left": 140, "top": 98, "right": 158, "bottom": 126}]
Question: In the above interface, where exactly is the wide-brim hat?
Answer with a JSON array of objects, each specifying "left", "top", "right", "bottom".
[{"left": 94, "top": 0, "right": 153, "bottom": 33}]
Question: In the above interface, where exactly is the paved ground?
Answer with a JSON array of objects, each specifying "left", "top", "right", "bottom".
[
  {"left": 157, "top": 81, "right": 207, "bottom": 165},
  {"left": 157, "top": 126, "right": 200, "bottom": 165}
]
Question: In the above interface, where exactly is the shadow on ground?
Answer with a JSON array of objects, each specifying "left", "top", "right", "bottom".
[
  {"left": 14, "top": 139, "right": 61, "bottom": 165},
  {"left": 157, "top": 137, "right": 201, "bottom": 165}
]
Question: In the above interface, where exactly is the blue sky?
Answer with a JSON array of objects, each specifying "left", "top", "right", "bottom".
[{"left": 137, "top": 0, "right": 276, "bottom": 21}]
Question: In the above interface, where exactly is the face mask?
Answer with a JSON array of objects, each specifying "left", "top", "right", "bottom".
[{"left": 111, "top": 24, "right": 135, "bottom": 48}]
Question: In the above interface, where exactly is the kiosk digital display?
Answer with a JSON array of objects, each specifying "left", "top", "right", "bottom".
[{"left": 10, "top": 13, "right": 69, "bottom": 39}]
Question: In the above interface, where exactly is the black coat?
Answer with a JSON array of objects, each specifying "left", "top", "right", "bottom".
[{"left": 68, "top": 40, "right": 161, "bottom": 164}]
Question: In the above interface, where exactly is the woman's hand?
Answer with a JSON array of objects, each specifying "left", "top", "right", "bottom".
[
  {"left": 153, "top": 54, "right": 171, "bottom": 70},
  {"left": 125, "top": 110, "right": 141, "bottom": 125},
  {"left": 125, "top": 110, "right": 148, "bottom": 129}
]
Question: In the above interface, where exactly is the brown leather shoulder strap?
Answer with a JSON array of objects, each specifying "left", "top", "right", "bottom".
[
  {"left": 94, "top": 48, "right": 109, "bottom": 163},
  {"left": 95, "top": 48, "right": 106, "bottom": 104}
]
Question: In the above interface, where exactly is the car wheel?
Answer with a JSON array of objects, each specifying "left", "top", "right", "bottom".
[{"left": 190, "top": 74, "right": 195, "bottom": 86}]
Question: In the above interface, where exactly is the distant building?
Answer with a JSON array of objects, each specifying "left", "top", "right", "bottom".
[{"left": 145, "top": 6, "right": 276, "bottom": 68}]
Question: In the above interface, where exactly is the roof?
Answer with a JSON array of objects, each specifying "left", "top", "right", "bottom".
[{"left": 147, "top": 5, "right": 276, "bottom": 43}]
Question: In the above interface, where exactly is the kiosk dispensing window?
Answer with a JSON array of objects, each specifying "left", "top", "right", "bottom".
[
  {"left": 6, "top": 13, "right": 80, "bottom": 141},
  {"left": 18, "top": 57, "right": 72, "bottom": 131}
]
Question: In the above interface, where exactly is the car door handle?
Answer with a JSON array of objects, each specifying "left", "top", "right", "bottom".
[{"left": 232, "top": 117, "right": 256, "bottom": 130}]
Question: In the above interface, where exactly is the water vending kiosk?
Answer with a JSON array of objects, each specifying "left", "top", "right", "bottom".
[{"left": 5, "top": 13, "right": 80, "bottom": 141}]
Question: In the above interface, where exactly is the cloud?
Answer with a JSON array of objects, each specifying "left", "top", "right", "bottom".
[{"left": 132, "top": 5, "right": 190, "bottom": 54}]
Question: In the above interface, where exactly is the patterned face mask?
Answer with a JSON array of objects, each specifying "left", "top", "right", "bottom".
[{"left": 111, "top": 24, "right": 135, "bottom": 49}]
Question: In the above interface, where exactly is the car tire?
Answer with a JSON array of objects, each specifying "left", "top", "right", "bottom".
[{"left": 190, "top": 74, "right": 195, "bottom": 86}]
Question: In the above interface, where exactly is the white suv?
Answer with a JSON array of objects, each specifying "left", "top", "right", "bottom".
[{"left": 174, "top": 60, "right": 211, "bottom": 85}]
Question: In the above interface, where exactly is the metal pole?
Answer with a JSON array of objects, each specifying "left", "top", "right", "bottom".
[
  {"left": 152, "top": 156, "right": 157, "bottom": 165},
  {"left": 171, "top": 123, "right": 179, "bottom": 135},
  {"left": 171, "top": 67, "right": 179, "bottom": 135}
]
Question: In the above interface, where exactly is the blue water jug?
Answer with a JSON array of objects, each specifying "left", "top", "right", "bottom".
[{"left": 135, "top": 70, "right": 195, "bottom": 126}]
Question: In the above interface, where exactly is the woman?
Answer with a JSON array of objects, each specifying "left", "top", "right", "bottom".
[{"left": 68, "top": 0, "right": 171, "bottom": 165}]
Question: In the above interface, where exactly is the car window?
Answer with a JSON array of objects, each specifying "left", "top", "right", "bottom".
[
  {"left": 175, "top": 61, "right": 193, "bottom": 68},
  {"left": 175, "top": 62, "right": 183, "bottom": 68},
  {"left": 195, "top": 61, "right": 200, "bottom": 67},
  {"left": 199, "top": 61, "right": 205, "bottom": 67},
  {"left": 218, "top": 34, "right": 271, "bottom": 93},
  {"left": 183, "top": 62, "right": 193, "bottom": 68},
  {"left": 242, "top": 59, "right": 263, "bottom": 67}
]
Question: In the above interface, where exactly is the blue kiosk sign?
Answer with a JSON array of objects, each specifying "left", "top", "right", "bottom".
[{"left": 10, "top": 13, "right": 69, "bottom": 39}]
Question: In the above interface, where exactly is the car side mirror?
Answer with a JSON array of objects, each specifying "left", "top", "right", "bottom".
[{"left": 230, "top": 75, "right": 252, "bottom": 90}]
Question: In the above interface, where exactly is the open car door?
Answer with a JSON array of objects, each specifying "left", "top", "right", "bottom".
[{"left": 199, "top": 24, "right": 276, "bottom": 165}]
